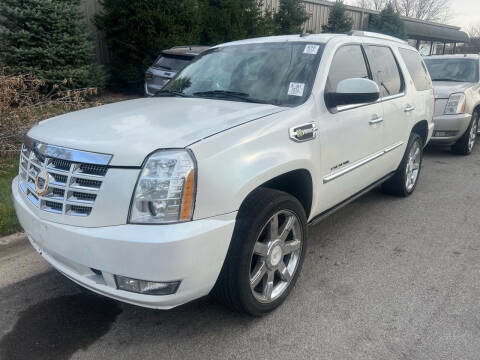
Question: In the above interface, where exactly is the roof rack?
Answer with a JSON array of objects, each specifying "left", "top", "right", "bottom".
[{"left": 347, "top": 31, "right": 407, "bottom": 44}]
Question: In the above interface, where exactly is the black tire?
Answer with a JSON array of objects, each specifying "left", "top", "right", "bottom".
[
  {"left": 451, "top": 111, "right": 479, "bottom": 155},
  {"left": 382, "top": 132, "right": 423, "bottom": 197},
  {"left": 213, "top": 188, "right": 307, "bottom": 316}
]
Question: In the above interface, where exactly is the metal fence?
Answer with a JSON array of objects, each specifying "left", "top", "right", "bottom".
[
  {"left": 79, "top": 0, "right": 109, "bottom": 64},
  {"left": 265, "top": 0, "right": 369, "bottom": 32}
]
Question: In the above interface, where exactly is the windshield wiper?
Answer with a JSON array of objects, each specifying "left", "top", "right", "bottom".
[
  {"left": 154, "top": 65, "right": 172, "bottom": 70},
  {"left": 431, "top": 78, "right": 461, "bottom": 82},
  {"left": 154, "top": 89, "right": 189, "bottom": 97},
  {"left": 193, "top": 90, "right": 269, "bottom": 104}
]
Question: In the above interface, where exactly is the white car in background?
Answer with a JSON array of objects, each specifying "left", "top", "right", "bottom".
[
  {"left": 424, "top": 54, "right": 480, "bottom": 155},
  {"left": 13, "top": 32, "right": 434, "bottom": 316}
]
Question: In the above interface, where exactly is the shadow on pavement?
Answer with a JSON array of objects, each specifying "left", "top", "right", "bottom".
[{"left": 0, "top": 290, "right": 122, "bottom": 360}]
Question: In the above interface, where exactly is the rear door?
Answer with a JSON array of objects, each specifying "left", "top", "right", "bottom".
[
  {"left": 318, "top": 44, "right": 387, "bottom": 211},
  {"left": 397, "top": 48, "right": 434, "bottom": 137},
  {"left": 364, "top": 45, "right": 409, "bottom": 151}
]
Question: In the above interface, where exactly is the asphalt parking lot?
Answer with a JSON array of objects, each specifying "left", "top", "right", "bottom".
[{"left": 1, "top": 145, "right": 480, "bottom": 360}]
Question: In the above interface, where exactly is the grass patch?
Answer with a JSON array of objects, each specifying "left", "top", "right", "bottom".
[{"left": 0, "top": 157, "right": 21, "bottom": 236}]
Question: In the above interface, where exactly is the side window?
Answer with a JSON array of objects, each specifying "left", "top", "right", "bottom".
[
  {"left": 398, "top": 48, "right": 432, "bottom": 91},
  {"left": 326, "top": 45, "right": 369, "bottom": 94},
  {"left": 364, "top": 46, "right": 404, "bottom": 97}
]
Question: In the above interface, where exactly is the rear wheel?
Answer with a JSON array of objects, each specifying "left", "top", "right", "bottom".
[
  {"left": 451, "top": 111, "right": 478, "bottom": 155},
  {"left": 214, "top": 188, "right": 307, "bottom": 316},
  {"left": 382, "top": 132, "right": 423, "bottom": 197}
]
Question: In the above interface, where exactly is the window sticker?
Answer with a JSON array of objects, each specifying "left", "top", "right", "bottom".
[
  {"left": 304, "top": 44, "right": 320, "bottom": 55},
  {"left": 288, "top": 82, "right": 305, "bottom": 97}
]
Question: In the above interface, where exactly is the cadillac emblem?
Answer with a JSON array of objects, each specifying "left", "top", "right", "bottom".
[{"left": 34, "top": 169, "right": 49, "bottom": 196}]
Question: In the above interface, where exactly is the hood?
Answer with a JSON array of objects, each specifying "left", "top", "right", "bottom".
[
  {"left": 27, "top": 97, "right": 286, "bottom": 166},
  {"left": 432, "top": 81, "right": 475, "bottom": 99}
]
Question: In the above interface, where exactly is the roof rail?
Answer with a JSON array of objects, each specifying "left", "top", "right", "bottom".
[{"left": 347, "top": 31, "right": 407, "bottom": 44}]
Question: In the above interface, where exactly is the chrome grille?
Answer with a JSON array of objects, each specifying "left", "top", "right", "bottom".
[{"left": 18, "top": 143, "right": 110, "bottom": 217}]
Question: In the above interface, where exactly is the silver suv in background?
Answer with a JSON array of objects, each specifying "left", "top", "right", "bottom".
[
  {"left": 424, "top": 54, "right": 480, "bottom": 155},
  {"left": 144, "top": 46, "right": 210, "bottom": 96}
]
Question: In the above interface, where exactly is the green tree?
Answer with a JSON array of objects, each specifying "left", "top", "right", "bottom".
[
  {"left": 322, "top": 0, "right": 353, "bottom": 33},
  {"left": 274, "top": 0, "right": 309, "bottom": 35},
  {"left": 368, "top": 2, "right": 405, "bottom": 39},
  {"left": 96, "top": 0, "right": 200, "bottom": 90},
  {"left": 0, "top": 0, "right": 105, "bottom": 90},
  {"left": 198, "top": 0, "right": 275, "bottom": 44},
  {"left": 96, "top": 0, "right": 275, "bottom": 91}
]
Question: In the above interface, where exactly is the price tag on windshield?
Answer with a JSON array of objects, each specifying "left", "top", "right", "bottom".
[
  {"left": 304, "top": 44, "right": 320, "bottom": 55},
  {"left": 288, "top": 82, "right": 305, "bottom": 97}
]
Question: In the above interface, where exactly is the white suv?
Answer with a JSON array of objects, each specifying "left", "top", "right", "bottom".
[{"left": 12, "top": 32, "right": 434, "bottom": 315}]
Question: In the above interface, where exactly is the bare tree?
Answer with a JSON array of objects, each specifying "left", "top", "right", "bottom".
[
  {"left": 394, "top": 0, "right": 451, "bottom": 23},
  {"left": 354, "top": 0, "right": 386, "bottom": 10},
  {"left": 467, "top": 24, "right": 480, "bottom": 38}
]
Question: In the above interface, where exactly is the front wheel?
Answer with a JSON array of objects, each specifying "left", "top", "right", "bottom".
[
  {"left": 214, "top": 188, "right": 307, "bottom": 316},
  {"left": 451, "top": 111, "right": 479, "bottom": 155},
  {"left": 382, "top": 132, "right": 423, "bottom": 197}
]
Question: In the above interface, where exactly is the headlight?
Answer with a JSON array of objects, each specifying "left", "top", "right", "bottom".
[
  {"left": 129, "top": 149, "right": 196, "bottom": 224},
  {"left": 444, "top": 93, "right": 466, "bottom": 115}
]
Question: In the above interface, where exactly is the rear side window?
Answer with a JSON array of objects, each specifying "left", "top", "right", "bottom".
[
  {"left": 399, "top": 48, "right": 432, "bottom": 91},
  {"left": 364, "top": 46, "right": 404, "bottom": 97},
  {"left": 326, "top": 45, "right": 369, "bottom": 93}
]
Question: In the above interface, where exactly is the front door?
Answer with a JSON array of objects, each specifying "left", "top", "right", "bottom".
[{"left": 317, "top": 44, "right": 389, "bottom": 212}]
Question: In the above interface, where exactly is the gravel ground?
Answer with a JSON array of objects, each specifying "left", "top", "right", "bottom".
[{"left": 1, "top": 145, "right": 479, "bottom": 360}]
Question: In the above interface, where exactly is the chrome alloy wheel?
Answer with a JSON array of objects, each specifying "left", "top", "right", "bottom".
[
  {"left": 249, "top": 210, "right": 303, "bottom": 303},
  {"left": 468, "top": 116, "right": 478, "bottom": 152},
  {"left": 405, "top": 140, "right": 421, "bottom": 192}
]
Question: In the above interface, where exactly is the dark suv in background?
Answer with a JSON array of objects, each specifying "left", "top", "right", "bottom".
[{"left": 144, "top": 45, "right": 210, "bottom": 96}]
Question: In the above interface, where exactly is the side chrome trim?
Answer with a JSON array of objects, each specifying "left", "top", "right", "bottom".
[
  {"left": 24, "top": 137, "right": 112, "bottom": 165},
  {"left": 384, "top": 141, "right": 404, "bottom": 153},
  {"left": 323, "top": 141, "right": 404, "bottom": 184},
  {"left": 381, "top": 92, "right": 405, "bottom": 102},
  {"left": 335, "top": 92, "right": 406, "bottom": 113}
]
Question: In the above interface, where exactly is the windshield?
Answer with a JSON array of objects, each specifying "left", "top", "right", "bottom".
[
  {"left": 153, "top": 54, "right": 193, "bottom": 71},
  {"left": 424, "top": 58, "right": 479, "bottom": 83},
  {"left": 160, "top": 42, "right": 324, "bottom": 106}
]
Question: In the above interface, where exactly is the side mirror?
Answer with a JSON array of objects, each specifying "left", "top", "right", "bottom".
[{"left": 327, "top": 78, "right": 380, "bottom": 108}]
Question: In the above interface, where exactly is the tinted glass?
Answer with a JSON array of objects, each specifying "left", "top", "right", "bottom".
[
  {"left": 398, "top": 48, "right": 432, "bottom": 91},
  {"left": 365, "top": 46, "right": 403, "bottom": 97},
  {"left": 424, "top": 58, "right": 479, "bottom": 83},
  {"left": 154, "top": 55, "right": 192, "bottom": 71},
  {"left": 162, "top": 42, "right": 324, "bottom": 107},
  {"left": 326, "top": 45, "right": 369, "bottom": 93}
]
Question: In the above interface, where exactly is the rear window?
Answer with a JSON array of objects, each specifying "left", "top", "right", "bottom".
[
  {"left": 399, "top": 48, "right": 432, "bottom": 91},
  {"left": 364, "top": 46, "right": 404, "bottom": 97},
  {"left": 153, "top": 54, "right": 193, "bottom": 71},
  {"left": 424, "top": 58, "right": 479, "bottom": 83}
]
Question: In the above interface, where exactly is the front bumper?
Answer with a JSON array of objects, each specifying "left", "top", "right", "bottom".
[
  {"left": 12, "top": 176, "right": 236, "bottom": 309},
  {"left": 429, "top": 113, "right": 472, "bottom": 145}
]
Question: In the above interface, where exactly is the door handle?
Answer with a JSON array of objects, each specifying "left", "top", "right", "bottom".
[
  {"left": 404, "top": 105, "right": 416, "bottom": 112},
  {"left": 369, "top": 115, "right": 384, "bottom": 125}
]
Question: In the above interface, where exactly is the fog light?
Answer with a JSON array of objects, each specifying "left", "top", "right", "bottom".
[
  {"left": 434, "top": 130, "right": 458, "bottom": 137},
  {"left": 115, "top": 275, "right": 180, "bottom": 295}
]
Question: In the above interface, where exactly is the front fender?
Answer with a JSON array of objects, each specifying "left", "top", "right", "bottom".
[{"left": 189, "top": 107, "right": 317, "bottom": 220}]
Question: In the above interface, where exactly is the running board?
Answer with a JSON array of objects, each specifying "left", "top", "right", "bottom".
[{"left": 308, "top": 172, "right": 395, "bottom": 226}]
